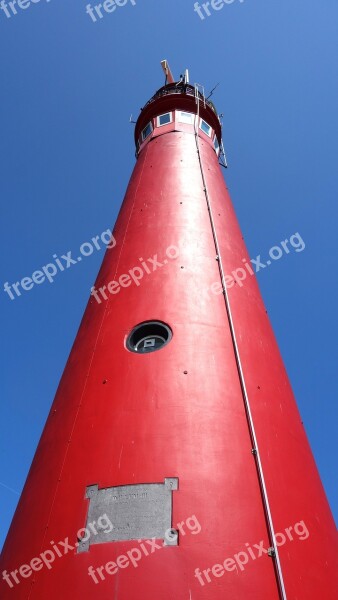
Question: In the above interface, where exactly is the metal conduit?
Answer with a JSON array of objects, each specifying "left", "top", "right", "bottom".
[{"left": 193, "top": 91, "right": 288, "bottom": 600}]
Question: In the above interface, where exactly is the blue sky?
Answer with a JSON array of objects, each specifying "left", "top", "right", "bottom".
[{"left": 1, "top": 0, "right": 337, "bottom": 548}]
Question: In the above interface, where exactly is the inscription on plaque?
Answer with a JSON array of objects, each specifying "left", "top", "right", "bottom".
[{"left": 78, "top": 478, "right": 178, "bottom": 552}]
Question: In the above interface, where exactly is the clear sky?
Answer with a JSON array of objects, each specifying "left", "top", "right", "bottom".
[{"left": 1, "top": 0, "right": 337, "bottom": 548}]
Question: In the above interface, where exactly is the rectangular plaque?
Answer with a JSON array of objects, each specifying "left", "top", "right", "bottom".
[{"left": 78, "top": 478, "right": 178, "bottom": 552}]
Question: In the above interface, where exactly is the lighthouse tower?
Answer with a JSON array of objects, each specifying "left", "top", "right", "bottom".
[{"left": 1, "top": 62, "right": 337, "bottom": 600}]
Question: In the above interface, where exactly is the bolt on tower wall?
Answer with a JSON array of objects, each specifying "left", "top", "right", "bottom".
[{"left": 1, "top": 65, "right": 337, "bottom": 599}]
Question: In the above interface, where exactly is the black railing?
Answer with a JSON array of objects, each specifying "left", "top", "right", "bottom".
[{"left": 141, "top": 82, "right": 219, "bottom": 117}]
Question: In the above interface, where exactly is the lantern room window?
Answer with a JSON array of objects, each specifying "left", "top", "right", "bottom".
[
  {"left": 200, "top": 119, "right": 212, "bottom": 137},
  {"left": 214, "top": 136, "right": 220, "bottom": 155},
  {"left": 178, "top": 111, "right": 194, "bottom": 124},
  {"left": 141, "top": 122, "right": 153, "bottom": 141},
  {"left": 157, "top": 112, "right": 172, "bottom": 127}
]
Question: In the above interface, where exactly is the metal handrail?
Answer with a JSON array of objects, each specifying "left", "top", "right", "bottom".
[{"left": 141, "top": 82, "right": 219, "bottom": 117}]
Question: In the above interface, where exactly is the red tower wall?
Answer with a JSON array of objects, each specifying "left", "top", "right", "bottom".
[{"left": 1, "top": 86, "right": 337, "bottom": 600}]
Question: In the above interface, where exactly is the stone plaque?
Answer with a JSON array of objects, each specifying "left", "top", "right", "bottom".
[{"left": 78, "top": 478, "right": 178, "bottom": 552}]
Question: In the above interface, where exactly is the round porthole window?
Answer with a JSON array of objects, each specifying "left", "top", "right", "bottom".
[{"left": 126, "top": 321, "right": 172, "bottom": 354}]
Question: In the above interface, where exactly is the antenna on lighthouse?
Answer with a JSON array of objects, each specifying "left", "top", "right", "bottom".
[
  {"left": 207, "top": 82, "right": 220, "bottom": 100},
  {"left": 161, "top": 59, "right": 175, "bottom": 84}
]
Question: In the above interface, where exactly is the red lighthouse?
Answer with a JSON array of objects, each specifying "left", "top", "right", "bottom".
[{"left": 1, "top": 62, "right": 337, "bottom": 599}]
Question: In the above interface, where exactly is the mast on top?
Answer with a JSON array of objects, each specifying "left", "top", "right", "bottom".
[{"left": 160, "top": 60, "right": 175, "bottom": 85}]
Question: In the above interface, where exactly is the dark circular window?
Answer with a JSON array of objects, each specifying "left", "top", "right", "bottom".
[{"left": 126, "top": 321, "right": 172, "bottom": 354}]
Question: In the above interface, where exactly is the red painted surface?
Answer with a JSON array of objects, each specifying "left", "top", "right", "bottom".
[{"left": 1, "top": 83, "right": 337, "bottom": 600}]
